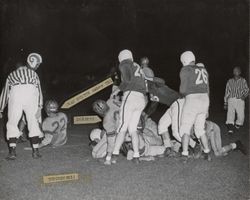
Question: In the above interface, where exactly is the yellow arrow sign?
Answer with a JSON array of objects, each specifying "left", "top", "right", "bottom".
[
  {"left": 43, "top": 173, "right": 79, "bottom": 184},
  {"left": 61, "top": 77, "right": 113, "bottom": 109},
  {"left": 73, "top": 115, "right": 102, "bottom": 124}
]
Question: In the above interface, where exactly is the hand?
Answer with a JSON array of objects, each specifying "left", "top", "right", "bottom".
[
  {"left": 224, "top": 103, "right": 228, "bottom": 110},
  {"left": 35, "top": 107, "right": 42, "bottom": 119},
  {"left": 0, "top": 112, "right": 2, "bottom": 119}
]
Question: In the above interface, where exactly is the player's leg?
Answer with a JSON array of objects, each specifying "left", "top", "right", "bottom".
[
  {"left": 179, "top": 98, "right": 197, "bottom": 162},
  {"left": 23, "top": 89, "right": 43, "bottom": 159},
  {"left": 158, "top": 109, "right": 172, "bottom": 149},
  {"left": 92, "top": 135, "right": 108, "bottom": 159},
  {"left": 226, "top": 98, "right": 236, "bottom": 133},
  {"left": 194, "top": 114, "right": 211, "bottom": 161},
  {"left": 235, "top": 99, "right": 245, "bottom": 128},
  {"left": 6, "top": 93, "right": 23, "bottom": 160},
  {"left": 128, "top": 111, "right": 143, "bottom": 162},
  {"left": 105, "top": 132, "right": 116, "bottom": 165},
  {"left": 128, "top": 93, "right": 147, "bottom": 163},
  {"left": 209, "top": 130, "right": 221, "bottom": 156},
  {"left": 112, "top": 92, "right": 133, "bottom": 158}
]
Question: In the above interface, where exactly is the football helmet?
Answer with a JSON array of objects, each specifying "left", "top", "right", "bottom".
[
  {"left": 45, "top": 100, "right": 59, "bottom": 114},
  {"left": 92, "top": 99, "right": 109, "bottom": 117},
  {"left": 118, "top": 49, "right": 133, "bottom": 63},
  {"left": 27, "top": 53, "right": 42, "bottom": 69},
  {"left": 180, "top": 51, "right": 195, "bottom": 66}
]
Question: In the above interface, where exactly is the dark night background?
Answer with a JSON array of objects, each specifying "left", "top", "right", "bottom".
[{"left": 0, "top": 0, "right": 249, "bottom": 110}]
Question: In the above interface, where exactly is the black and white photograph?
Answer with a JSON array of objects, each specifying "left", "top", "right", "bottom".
[{"left": 0, "top": 0, "right": 249, "bottom": 199}]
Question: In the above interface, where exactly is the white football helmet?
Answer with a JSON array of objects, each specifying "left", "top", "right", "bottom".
[
  {"left": 27, "top": 53, "right": 42, "bottom": 69},
  {"left": 90, "top": 128, "right": 102, "bottom": 141},
  {"left": 180, "top": 51, "right": 195, "bottom": 66},
  {"left": 118, "top": 49, "right": 133, "bottom": 63},
  {"left": 196, "top": 63, "right": 205, "bottom": 67}
]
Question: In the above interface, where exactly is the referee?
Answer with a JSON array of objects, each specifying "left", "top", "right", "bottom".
[
  {"left": 224, "top": 67, "right": 249, "bottom": 133},
  {"left": 0, "top": 53, "right": 43, "bottom": 160}
]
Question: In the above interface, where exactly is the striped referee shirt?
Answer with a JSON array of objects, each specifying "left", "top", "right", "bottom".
[
  {"left": 224, "top": 77, "right": 249, "bottom": 102},
  {"left": 0, "top": 66, "right": 43, "bottom": 112}
]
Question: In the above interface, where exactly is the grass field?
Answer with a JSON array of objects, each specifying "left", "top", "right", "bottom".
[{"left": 0, "top": 107, "right": 249, "bottom": 200}]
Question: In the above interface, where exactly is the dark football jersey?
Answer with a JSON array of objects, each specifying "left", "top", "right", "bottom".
[
  {"left": 179, "top": 64, "right": 209, "bottom": 96},
  {"left": 118, "top": 60, "right": 146, "bottom": 94}
]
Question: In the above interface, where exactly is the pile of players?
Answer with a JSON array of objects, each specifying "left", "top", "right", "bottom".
[{"left": 89, "top": 50, "right": 246, "bottom": 165}]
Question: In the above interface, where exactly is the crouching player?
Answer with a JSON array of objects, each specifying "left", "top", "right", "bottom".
[
  {"left": 89, "top": 128, "right": 108, "bottom": 159},
  {"left": 195, "top": 121, "right": 246, "bottom": 158},
  {"left": 158, "top": 98, "right": 200, "bottom": 157},
  {"left": 39, "top": 100, "right": 68, "bottom": 148},
  {"left": 92, "top": 88, "right": 122, "bottom": 165}
]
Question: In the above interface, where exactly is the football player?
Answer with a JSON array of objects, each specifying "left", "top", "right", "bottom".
[
  {"left": 158, "top": 98, "right": 200, "bottom": 156},
  {"left": 92, "top": 87, "right": 121, "bottom": 165},
  {"left": 89, "top": 128, "right": 108, "bottom": 159},
  {"left": 111, "top": 50, "right": 147, "bottom": 164},
  {"left": 179, "top": 52, "right": 211, "bottom": 163},
  {"left": 194, "top": 121, "right": 246, "bottom": 158},
  {"left": 39, "top": 100, "right": 68, "bottom": 148}
]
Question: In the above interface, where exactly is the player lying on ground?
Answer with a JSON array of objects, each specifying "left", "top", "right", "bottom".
[
  {"left": 158, "top": 98, "right": 201, "bottom": 157},
  {"left": 178, "top": 51, "right": 211, "bottom": 163},
  {"left": 39, "top": 100, "right": 68, "bottom": 148},
  {"left": 0, "top": 53, "right": 43, "bottom": 160},
  {"left": 194, "top": 120, "right": 246, "bottom": 158},
  {"left": 92, "top": 86, "right": 122, "bottom": 165},
  {"left": 124, "top": 113, "right": 181, "bottom": 161}
]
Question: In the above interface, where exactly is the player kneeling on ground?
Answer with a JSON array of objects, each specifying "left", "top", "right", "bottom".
[
  {"left": 39, "top": 100, "right": 68, "bottom": 148},
  {"left": 92, "top": 88, "right": 121, "bottom": 165},
  {"left": 194, "top": 120, "right": 246, "bottom": 158}
]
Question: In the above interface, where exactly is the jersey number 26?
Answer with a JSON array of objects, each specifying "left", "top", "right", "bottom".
[{"left": 195, "top": 68, "right": 208, "bottom": 85}]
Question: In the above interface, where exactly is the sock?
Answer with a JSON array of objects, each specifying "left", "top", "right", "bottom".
[
  {"left": 163, "top": 139, "right": 172, "bottom": 148},
  {"left": 112, "top": 151, "right": 119, "bottom": 155},
  {"left": 182, "top": 151, "right": 189, "bottom": 156},
  {"left": 9, "top": 143, "right": 16, "bottom": 148},
  {"left": 106, "top": 155, "right": 111, "bottom": 161},
  {"left": 9, "top": 138, "right": 17, "bottom": 148},
  {"left": 32, "top": 144, "right": 39, "bottom": 149},
  {"left": 230, "top": 143, "right": 237, "bottom": 150},
  {"left": 133, "top": 152, "right": 140, "bottom": 158},
  {"left": 203, "top": 149, "right": 210, "bottom": 153}
]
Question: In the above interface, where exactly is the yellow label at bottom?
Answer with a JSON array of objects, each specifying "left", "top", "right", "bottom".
[{"left": 43, "top": 173, "right": 79, "bottom": 184}]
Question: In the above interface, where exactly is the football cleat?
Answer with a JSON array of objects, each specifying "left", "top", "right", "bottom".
[
  {"left": 32, "top": 148, "right": 42, "bottom": 159},
  {"left": 132, "top": 157, "right": 140, "bottom": 164},
  {"left": 111, "top": 154, "right": 119, "bottom": 164},
  {"left": 104, "top": 160, "right": 112, "bottom": 165},
  {"left": 203, "top": 152, "right": 212, "bottom": 161},
  {"left": 164, "top": 147, "right": 172, "bottom": 157},
  {"left": 192, "top": 144, "right": 202, "bottom": 159},
  {"left": 235, "top": 140, "right": 247, "bottom": 155},
  {"left": 6, "top": 147, "right": 17, "bottom": 160},
  {"left": 181, "top": 155, "right": 189, "bottom": 164}
]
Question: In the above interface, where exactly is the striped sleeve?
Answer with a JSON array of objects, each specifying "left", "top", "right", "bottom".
[
  {"left": 36, "top": 75, "right": 43, "bottom": 108},
  {"left": 241, "top": 79, "right": 249, "bottom": 99},
  {"left": 224, "top": 80, "right": 231, "bottom": 103},
  {"left": 0, "top": 78, "right": 10, "bottom": 112}
]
